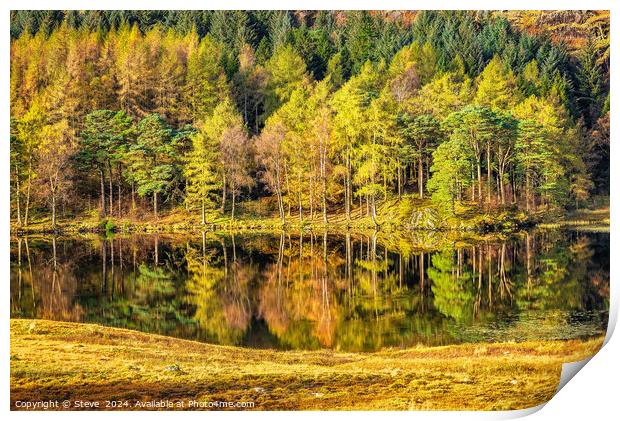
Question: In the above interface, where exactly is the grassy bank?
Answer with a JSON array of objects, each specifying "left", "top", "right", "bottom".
[
  {"left": 10, "top": 319, "right": 603, "bottom": 410},
  {"left": 12, "top": 196, "right": 540, "bottom": 235},
  {"left": 538, "top": 206, "right": 610, "bottom": 232}
]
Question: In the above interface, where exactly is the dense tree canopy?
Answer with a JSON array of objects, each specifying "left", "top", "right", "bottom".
[{"left": 10, "top": 10, "right": 610, "bottom": 226}]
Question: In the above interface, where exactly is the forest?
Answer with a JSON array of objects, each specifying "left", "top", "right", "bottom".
[{"left": 9, "top": 10, "right": 611, "bottom": 229}]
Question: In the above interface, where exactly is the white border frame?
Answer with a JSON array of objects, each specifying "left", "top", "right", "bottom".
[{"left": 2, "top": 1, "right": 616, "bottom": 420}]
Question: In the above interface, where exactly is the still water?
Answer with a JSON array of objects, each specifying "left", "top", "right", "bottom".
[{"left": 10, "top": 230, "right": 609, "bottom": 351}]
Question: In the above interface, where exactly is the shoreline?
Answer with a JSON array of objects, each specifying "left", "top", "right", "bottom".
[
  {"left": 10, "top": 199, "right": 609, "bottom": 236},
  {"left": 10, "top": 319, "right": 604, "bottom": 410}
]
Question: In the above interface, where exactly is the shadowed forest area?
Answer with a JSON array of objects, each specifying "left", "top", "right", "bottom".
[{"left": 10, "top": 10, "right": 610, "bottom": 231}]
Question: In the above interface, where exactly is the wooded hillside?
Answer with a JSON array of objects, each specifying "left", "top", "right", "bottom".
[{"left": 10, "top": 10, "right": 610, "bottom": 228}]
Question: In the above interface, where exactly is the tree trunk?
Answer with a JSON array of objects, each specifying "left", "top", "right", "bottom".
[
  {"left": 14, "top": 164, "right": 21, "bottom": 226},
  {"left": 201, "top": 199, "right": 206, "bottom": 225},
  {"left": 418, "top": 156, "right": 424, "bottom": 198},
  {"left": 322, "top": 173, "right": 328, "bottom": 224},
  {"left": 131, "top": 181, "right": 136, "bottom": 214},
  {"left": 100, "top": 167, "right": 106, "bottom": 216},
  {"left": 50, "top": 181, "right": 56, "bottom": 229},
  {"left": 397, "top": 164, "right": 402, "bottom": 199},
  {"left": 298, "top": 172, "right": 302, "bottom": 222},
  {"left": 221, "top": 174, "right": 226, "bottom": 213},
  {"left": 153, "top": 191, "right": 158, "bottom": 219},
  {"left": 231, "top": 186, "right": 236, "bottom": 220},
  {"left": 284, "top": 164, "right": 291, "bottom": 217},
  {"left": 525, "top": 169, "right": 531, "bottom": 212},
  {"left": 276, "top": 187, "right": 285, "bottom": 223},
  {"left": 309, "top": 174, "right": 314, "bottom": 220},
  {"left": 346, "top": 143, "right": 351, "bottom": 220},
  {"left": 320, "top": 135, "right": 328, "bottom": 224},
  {"left": 371, "top": 194, "right": 378, "bottom": 227},
  {"left": 477, "top": 161, "right": 482, "bottom": 203},
  {"left": 108, "top": 160, "right": 113, "bottom": 216},
  {"left": 499, "top": 165, "right": 505, "bottom": 205},
  {"left": 117, "top": 163, "right": 122, "bottom": 217},
  {"left": 276, "top": 166, "right": 285, "bottom": 223},
  {"left": 486, "top": 142, "right": 491, "bottom": 204},
  {"left": 24, "top": 158, "right": 32, "bottom": 226}
]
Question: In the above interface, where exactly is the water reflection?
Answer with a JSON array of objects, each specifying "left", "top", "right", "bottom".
[{"left": 10, "top": 230, "right": 609, "bottom": 351}]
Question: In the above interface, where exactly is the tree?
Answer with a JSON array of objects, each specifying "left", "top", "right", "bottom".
[
  {"left": 576, "top": 38, "right": 604, "bottom": 127},
  {"left": 513, "top": 94, "right": 588, "bottom": 209},
  {"left": 263, "top": 44, "right": 308, "bottom": 119},
  {"left": 493, "top": 113, "right": 518, "bottom": 205},
  {"left": 232, "top": 44, "right": 268, "bottom": 134},
  {"left": 113, "top": 24, "right": 149, "bottom": 118},
  {"left": 308, "top": 81, "right": 334, "bottom": 223},
  {"left": 356, "top": 92, "right": 393, "bottom": 226},
  {"left": 255, "top": 120, "right": 287, "bottom": 223},
  {"left": 441, "top": 106, "right": 500, "bottom": 204},
  {"left": 79, "top": 110, "right": 133, "bottom": 217},
  {"left": 10, "top": 118, "right": 23, "bottom": 225},
  {"left": 129, "top": 114, "right": 179, "bottom": 218},
  {"left": 14, "top": 102, "right": 45, "bottom": 226},
  {"left": 184, "top": 122, "right": 220, "bottom": 225},
  {"left": 220, "top": 125, "right": 253, "bottom": 219},
  {"left": 331, "top": 61, "right": 383, "bottom": 220},
  {"left": 196, "top": 99, "right": 246, "bottom": 213},
  {"left": 37, "top": 119, "right": 75, "bottom": 228},
  {"left": 427, "top": 134, "right": 472, "bottom": 214},
  {"left": 183, "top": 34, "right": 229, "bottom": 122},
  {"left": 475, "top": 55, "right": 518, "bottom": 111},
  {"left": 399, "top": 114, "right": 442, "bottom": 198},
  {"left": 413, "top": 69, "right": 473, "bottom": 118}
]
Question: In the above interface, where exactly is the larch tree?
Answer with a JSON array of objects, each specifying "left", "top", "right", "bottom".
[
  {"left": 331, "top": 61, "right": 384, "bottom": 220},
  {"left": 37, "top": 119, "right": 75, "bottom": 229},
  {"left": 427, "top": 132, "right": 473, "bottom": 214},
  {"left": 15, "top": 101, "right": 46, "bottom": 226},
  {"left": 263, "top": 44, "right": 309, "bottom": 120},
  {"left": 113, "top": 24, "right": 149, "bottom": 118},
  {"left": 203, "top": 99, "right": 246, "bottom": 213},
  {"left": 219, "top": 125, "right": 253, "bottom": 219},
  {"left": 184, "top": 121, "right": 220, "bottom": 225},
  {"left": 255, "top": 119, "right": 287, "bottom": 223},
  {"left": 183, "top": 34, "right": 229, "bottom": 122},
  {"left": 308, "top": 79, "right": 334, "bottom": 223},
  {"left": 475, "top": 55, "right": 519, "bottom": 112}
]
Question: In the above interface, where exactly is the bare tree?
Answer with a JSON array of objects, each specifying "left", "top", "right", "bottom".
[
  {"left": 255, "top": 122, "right": 287, "bottom": 223},
  {"left": 220, "top": 125, "right": 254, "bottom": 219},
  {"left": 36, "top": 120, "right": 76, "bottom": 229}
]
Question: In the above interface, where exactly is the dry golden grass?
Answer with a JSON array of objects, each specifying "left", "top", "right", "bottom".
[{"left": 11, "top": 319, "right": 603, "bottom": 411}]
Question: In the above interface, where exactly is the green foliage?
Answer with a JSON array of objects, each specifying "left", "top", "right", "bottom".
[
  {"left": 128, "top": 114, "right": 182, "bottom": 213},
  {"left": 78, "top": 110, "right": 133, "bottom": 171}
]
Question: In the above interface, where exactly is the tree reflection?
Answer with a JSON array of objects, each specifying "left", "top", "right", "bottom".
[
  {"left": 185, "top": 232, "right": 252, "bottom": 345},
  {"left": 10, "top": 230, "right": 610, "bottom": 351}
]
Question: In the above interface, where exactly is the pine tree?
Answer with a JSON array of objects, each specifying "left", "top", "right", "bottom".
[{"left": 129, "top": 114, "right": 178, "bottom": 218}]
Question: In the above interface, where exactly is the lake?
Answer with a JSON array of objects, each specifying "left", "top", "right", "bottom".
[{"left": 10, "top": 230, "right": 609, "bottom": 352}]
